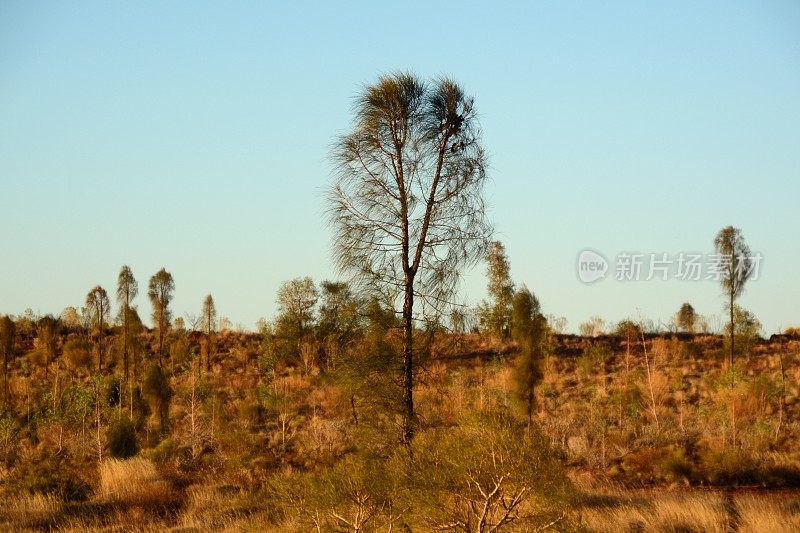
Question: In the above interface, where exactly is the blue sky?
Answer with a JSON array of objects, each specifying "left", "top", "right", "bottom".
[{"left": 1, "top": 1, "right": 798, "bottom": 333}]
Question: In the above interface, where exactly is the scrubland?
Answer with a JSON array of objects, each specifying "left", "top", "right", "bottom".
[{"left": 0, "top": 321, "right": 798, "bottom": 531}]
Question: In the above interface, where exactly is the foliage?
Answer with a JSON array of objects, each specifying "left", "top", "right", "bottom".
[
  {"left": 63, "top": 338, "right": 92, "bottom": 372},
  {"left": 107, "top": 416, "right": 138, "bottom": 458}
]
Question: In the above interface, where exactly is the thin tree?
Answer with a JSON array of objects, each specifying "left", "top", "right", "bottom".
[
  {"left": 510, "top": 287, "right": 545, "bottom": 427},
  {"left": 86, "top": 286, "right": 111, "bottom": 371},
  {"left": 148, "top": 268, "right": 175, "bottom": 366},
  {"left": 201, "top": 294, "right": 216, "bottom": 372},
  {"left": 0, "top": 316, "right": 15, "bottom": 406},
  {"left": 714, "top": 226, "right": 754, "bottom": 371},
  {"left": 482, "top": 241, "right": 515, "bottom": 338},
  {"left": 116, "top": 266, "right": 138, "bottom": 382},
  {"left": 329, "top": 73, "right": 492, "bottom": 444}
]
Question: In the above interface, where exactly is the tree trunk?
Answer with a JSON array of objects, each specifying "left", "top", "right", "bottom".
[
  {"left": 123, "top": 297, "right": 129, "bottom": 382},
  {"left": 158, "top": 314, "right": 164, "bottom": 367},
  {"left": 402, "top": 276, "right": 414, "bottom": 446},
  {"left": 729, "top": 290, "right": 735, "bottom": 373}
]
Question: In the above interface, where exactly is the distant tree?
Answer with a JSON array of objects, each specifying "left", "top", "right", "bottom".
[
  {"left": 30, "top": 315, "right": 59, "bottom": 379},
  {"left": 59, "top": 307, "right": 82, "bottom": 331},
  {"left": 714, "top": 227, "right": 754, "bottom": 370},
  {"left": 614, "top": 319, "right": 642, "bottom": 379},
  {"left": 677, "top": 303, "right": 697, "bottom": 333},
  {"left": 276, "top": 277, "right": 319, "bottom": 340},
  {"left": 481, "top": 241, "right": 515, "bottom": 338},
  {"left": 201, "top": 294, "right": 216, "bottom": 372},
  {"left": 86, "top": 286, "right": 111, "bottom": 371},
  {"left": 148, "top": 268, "right": 175, "bottom": 366},
  {"left": 318, "top": 281, "right": 362, "bottom": 368},
  {"left": 116, "top": 265, "right": 138, "bottom": 382},
  {"left": 545, "top": 315, "right": 568, "bottom": 335},
  {"left": 510, "top": 287, "right": 546, "bottom": 426},
  {"left": 328, "top": 73, "right": 492, "bottom": 444},
  {"left": 449, "top": 307, "right": 467, "bottom": 334},
  {"left": 0, "top": 316, "right": 15, "bottom": 404},
  {"left": 579, "top": 316, "right": 606, "bottom": 337}
]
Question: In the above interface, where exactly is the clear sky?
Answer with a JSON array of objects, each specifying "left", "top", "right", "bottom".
[{"left": 1, "top": 1, "right": 798, "bottom": 334}]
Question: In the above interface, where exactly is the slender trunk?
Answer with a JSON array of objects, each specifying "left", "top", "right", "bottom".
[
  {"left": 727, "top": 290, "right": 737, "bottom": 445},
  {"left": 158, "top": 312, "right": 164, "bottom": 367},
  {"left": 401, "top": 277, "right": 414, "bottom": 446},
  {"left": 123, "top": 297, "right": 129, "bottom": 382},
  {"left": 206, "top": 316, "right": 213, "bottom": 373},
  {"left": 190, "top": 364, "right": 197, "bottom": 456},
  {"left": 729, "top": 290, "right": 735, "bottom": 373}
]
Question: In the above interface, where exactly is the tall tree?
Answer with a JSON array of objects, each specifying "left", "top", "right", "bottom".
[
  {"left": 481, "top": 241, "right": 515, "bottom": 338},
  {"left": 148, "top": 268, "right": 175, "bottom": 366},
  {"left": 329, "top": 73, "right": 492, "bottom": 444},
  {"left": 116, "top": 266, "right": 138, "bottom": 381},
  {"left": 0, "top": 316, "right": 15, "bottom": 405},
  {"left": 201, "top": 294, "right": 216, "bottom": 372},
  {"left": 713, "top": 227, "right": 754, "bottom": 370},
  {"left": 85, "top": 285, "right": 111, "bottom": 371},
  {"left": 677, "top": 302, "right": 697, "bottom": 333}
]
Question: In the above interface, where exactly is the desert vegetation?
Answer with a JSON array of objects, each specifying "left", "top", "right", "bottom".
[
  {"left": 1, "top": 73, "right": 797, "bottom": 532},
  {"left": 0, "top": 252, "right": 798, "bottom": 530}
]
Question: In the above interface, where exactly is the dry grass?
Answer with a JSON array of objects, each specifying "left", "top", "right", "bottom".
[
  {"left": 0, "top": 494, "right": 62, "bottom": 530},
  {"left": 98, "top": 457, "right": 172, "bottom": 506},
  {"left": 736, "top": 494, "right": 800, "bottom": 533},
  {"left": 580, "top": 490, "right": 800, "bottom": 532}
]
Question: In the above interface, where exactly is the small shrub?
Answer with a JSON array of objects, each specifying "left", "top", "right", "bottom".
[{"left": 107, "top": 417, "right": 138, "bottom": 458}]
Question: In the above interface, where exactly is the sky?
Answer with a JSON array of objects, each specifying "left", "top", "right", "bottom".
[{"left": 1, "top": 1, "right": 798, "bottom": 334}]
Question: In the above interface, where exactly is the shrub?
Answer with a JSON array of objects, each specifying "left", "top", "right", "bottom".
[
  {"left": 406, "top": 411, "right": 577, "bottom": 531},
  {"left": 702, "top": 449, "right": 757, "bottom": 485},
  {"left": 9, "top": 456, "right": 90, "bottom": 501},
  {"left": 107, "top": 416, "right": 138, "bottom": 458},
  {"left": 143, "top": 364, "right": 172, "bottom": 434}
]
